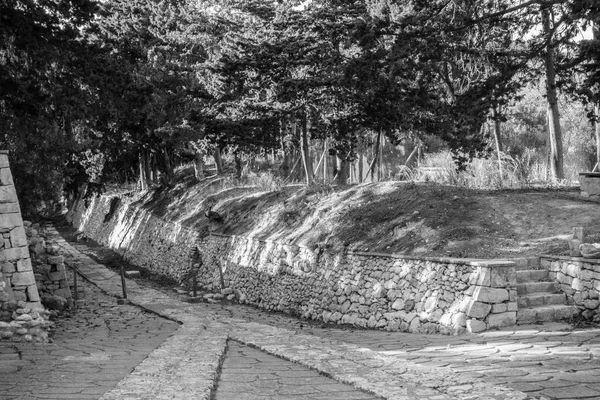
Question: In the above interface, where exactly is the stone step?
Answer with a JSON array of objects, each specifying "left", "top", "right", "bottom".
[
  {"left": 516, "top": 269, "right": 549, "bottom": 283},
  {"left": 517, "top": 304, "right": 578, "bottom": 324},
  {"left": 517, "top": 281, "right": 560, "bottom": 295},
  {"left": 518, "top": 292, "right": 567, "bottom": 308}
]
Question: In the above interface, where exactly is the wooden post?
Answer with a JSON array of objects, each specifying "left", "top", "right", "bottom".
[
  {"left": 120, "top": 264, "right": 128, "bottom": 299},
  {"left": 72, "top": 267, "right": 78, "bottom": 301}
]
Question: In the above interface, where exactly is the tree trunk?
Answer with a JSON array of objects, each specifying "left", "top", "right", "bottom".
[
  {"left": 164, "top": 148, "right": 173, "bottom": 181},
  {"left": 213, "top": 147, "right": 223, "bottom": 174},
  {"left": 369, "top": 130, "right": 382, "bottom": 182},
  {"left": 234, "top": 152, "right": 242, "bottom": 179},
  {"left": 358, "top": 145, "right": 364, "bottom": 183},
  {"left": 595, "top": 104, "right": 600, "bottom": 172},
  {"left": 336, "top": 156, "right": 349, "bottom": 185},
  {"left": 378, "top": 133, "right": 384, "bottom": 181},
  {"left": 151, "top": 152, "right": 158, "bottom": 183},
  {"left": 542, "top": 7, "right": 564, "bottom": 181},
  {"left": 490, "top": 108, "right": 503, "bottom": 177},
  {"left": 138, "top": 151, "right": 147, "bottom": 190},
  {"left": 299, "top": 114, "right": 314, "bottom": 185},
  {"left": 194, "top": 151, "right": 205, "bottom": 180},
  {"left": 594, "top": 24, "right": 600, "bottom": 172},
  {"left": 143, "top": 149, "right": 152, "bottom": 185}
]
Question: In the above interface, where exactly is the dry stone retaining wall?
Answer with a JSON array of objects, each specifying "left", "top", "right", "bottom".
[
  {"left": 202, "top": 234, "right": 517, "bottom": 334},
  {"left": 542, "top": 255, "right": 600, "bottom": 321},
  {"left": 70, "top": 193, "right": 518, "bottom": 334}
]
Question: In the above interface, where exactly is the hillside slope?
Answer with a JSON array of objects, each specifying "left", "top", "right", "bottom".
[{"left": 126, "top": 171, "right": 600, "bottom": 260}]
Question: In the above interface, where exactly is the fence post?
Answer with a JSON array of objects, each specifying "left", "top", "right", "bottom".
[
  {"left": 73, "top": 267, "right": 78, "bottom": 301},
  {"left": 120, "top": 264, "right": 127, "bottom": 299}
]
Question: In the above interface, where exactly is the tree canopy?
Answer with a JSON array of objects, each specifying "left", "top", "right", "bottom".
[{"left": 1, "top": 0, "right": 599, "bottom": 215}]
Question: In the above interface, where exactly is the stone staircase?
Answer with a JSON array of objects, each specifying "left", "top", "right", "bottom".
[{"left": 516, "top": 260, "right": 578, "bottom": 324}]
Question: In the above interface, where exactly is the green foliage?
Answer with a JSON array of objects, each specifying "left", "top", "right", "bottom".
[{"left": 4, "top": 0, "right": 600, "bottom": 215}]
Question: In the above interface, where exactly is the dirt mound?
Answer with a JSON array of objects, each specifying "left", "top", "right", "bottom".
[{"left": 135, "top": 176, "right": 600, "bottom": 260}]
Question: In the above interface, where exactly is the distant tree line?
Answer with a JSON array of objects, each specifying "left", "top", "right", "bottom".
[{"left": 1, "top": 0, "right": 599, "bottom": 215}]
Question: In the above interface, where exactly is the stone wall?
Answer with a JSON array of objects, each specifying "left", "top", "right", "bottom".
[
  {"left": 70, "top": 193, "right": 518, "bottom": 334},
  {"left": 68, "top": 193, "right": 199, "bottom": 283},
  {"left": 0, "top": 151, "right": 51, "bottom": 342},
  {"left": 0, "top": 151, "right": 42, "bottom": 309},
  {"left": 541, "top": 255, "right": 600, "bottom": 321},
  {"left": 26, "top": 223, "right": 73, "bottom": 311},
  {"left": 579, "top": 173, "right": 600, "bottom": 200},
  {"left": 199, "top": 234, "right": 517, "bottom": 334}
]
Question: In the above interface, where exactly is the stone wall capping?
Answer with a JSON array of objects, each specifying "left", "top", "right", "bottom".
[
  {"left": 541, "top": 254, "right": 600, "bottom": 265},
  {"left": 470, "top": 260, "right": 516, "bottom": 268}
]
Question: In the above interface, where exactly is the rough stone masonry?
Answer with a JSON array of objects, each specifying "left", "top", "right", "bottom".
[{"left": 0, "top": 150, "right": 51, "bottom": 342}]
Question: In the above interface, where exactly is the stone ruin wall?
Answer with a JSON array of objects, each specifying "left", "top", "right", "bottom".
[
  {"left": 0, "top": 151, "right": 51, "bottom": 342},
  {"left": 27, "top": 223, "right": 73, "bottom": 311},
  {"left": 70, "top": 192, "right": 519, "bottom": 334},
  {"left": 541, "top": 255, "right": 600, "bottom": 321}
]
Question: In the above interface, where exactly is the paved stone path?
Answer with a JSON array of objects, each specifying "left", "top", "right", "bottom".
[
  {"left": 214, "top": 340, "right": 382, "bottom": 400},
  {"left": 2, "top": 225, "right": 600, "bottom": 399},
  {"left": 0, "top": 278, "right": 178, "bottom": 400}
]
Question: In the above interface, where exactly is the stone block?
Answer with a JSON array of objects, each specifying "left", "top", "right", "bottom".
[
  {"left": 566, "top": 264, "right": 581, "bottom": 278},
  {"left": 0, "top": 187, "right": 16, "bottom": 204},
  {"left": 48, "top": 271, "right": 66, "bottom": 281},
  {"left": 9, "top": 226, "right": 27, "bottom": 247},
  {"left": 1, "top": 246, "right": 29, "bottom": 262},
  {"left": 583, "top": 299, "right": 600, "bottom": 310},
  {"left": 473, "top": 287, "right": 509, "bottom": 303},
  {"left": 0, "top": 213, "right": 20, "bottom": 230},
  {"left": 439, "top": 313, "right": 452, "bottom": 325},
  {"left": 475, "top": 267, "right": 491, "bottom": 286},
  {"left": 491, "top": 303, "right": 508, "bottom": 313},
  {"left": 466, "top": 301, "right": 492, "bottom": 319},
  {"left": 571, "top": 278, "right": 584, "bottom": 291},
  {"left": 486, "top": 311, "right": 516, "bottom": 328},
  {"left": 47, "top": 255, "right": 64, "bottom": 265},
  {"left": 10, "top": 272, "right": 35, "bottom": 286},
  {"left": 13, "top": 290, "right": 26, "bottom": 302},
  {"left": 16, "top": 258, "right": 32, "bottom": 272},
  {"left": 25, "top": 301, "right": 42, "bottom": 311},
  {"left": 466, "top": 319, "right": 487, "bottom": 333},
  {"left": 490, "top": 267, "right": 516, "bottom": 288},
  {"left": 0, "top": 168, "right": 12, "bottom": 186},
  {"left": 0, "top": 203, "right": 19, "bottom": 214},
  {"left": 1, "top": 262, "right": 15, "bottom": 273},
  {"left": 459, "top": 297, "right": 473, "bottom": 312},
  {"left": 451, "top": 312, "right": 467, "bottom": 327}
]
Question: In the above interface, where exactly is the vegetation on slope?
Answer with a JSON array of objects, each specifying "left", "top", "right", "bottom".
[{"left": 123, "top": 167, "right": 600, "bottom": 260}]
